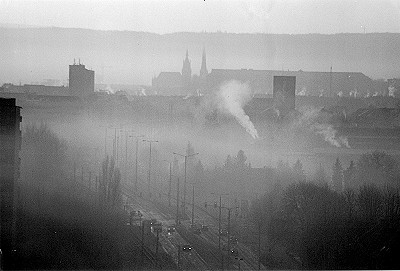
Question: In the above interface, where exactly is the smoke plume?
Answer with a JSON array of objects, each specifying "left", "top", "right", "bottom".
[
  {"left": 314, "top": 124, "right": 350, "bottom": 148},
  {"left": 295, "top": 107, "right": 350, "bottom": 148},
  {"left": 218, "top": 80, "right": 259, "bottom": 139}
]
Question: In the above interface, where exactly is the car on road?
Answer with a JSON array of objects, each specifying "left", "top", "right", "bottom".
[
  {"left": 192, "top": 228, "right": 201, "bottom": 234},
  {"left": 182, "top": 245, "right": 193, "bottom": 252},
  {"left": 219, "top": 229, "right": 228, "bottom": 236},
  {"left": 229, "top": 236, "right": 238, "bottom": 244},
  {"left": 201, "top": 225, "right": 209, "bottom": 231},
  {"left": 167, "top": 226, "right": 176, "bottom": 235},
  {"left": 230, "top": 248, "right": 239, "bottom": 257}
]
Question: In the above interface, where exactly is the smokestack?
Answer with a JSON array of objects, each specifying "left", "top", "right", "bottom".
[{"left": 273, "top": 76, "right": 296, "bottom": 118}]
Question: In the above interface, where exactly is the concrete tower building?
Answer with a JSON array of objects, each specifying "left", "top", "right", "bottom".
[
  {"left": 69, "top": 59, "right": 95, "bottom": 97},
  {"left": 0, "top": 98, "right": 21, "bottom": 269}
]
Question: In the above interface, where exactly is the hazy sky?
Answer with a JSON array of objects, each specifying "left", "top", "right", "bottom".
[{"left": 1, "top": 0, "right": 400, "bottom": 34}]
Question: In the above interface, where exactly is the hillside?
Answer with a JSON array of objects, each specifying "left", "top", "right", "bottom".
[{"left": 1, "top": 27, "right": 400, "bottom": 85}]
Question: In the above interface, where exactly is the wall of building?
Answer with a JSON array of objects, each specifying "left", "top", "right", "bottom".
[
  {"left": 69, "top": 64, "right": 95, "bottom": 96},
  {"left": 207, "top": 69, "right": 375, "bottom": 97},
  {"left": 0, "top": 98, "right": 21, "bottom": 268}
]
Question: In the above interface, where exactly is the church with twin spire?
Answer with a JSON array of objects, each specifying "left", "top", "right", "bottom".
[{"left": 152, "top": 48, "right": 208, "bottom": 96}]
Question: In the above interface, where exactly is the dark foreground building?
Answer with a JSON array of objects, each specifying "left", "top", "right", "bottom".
[{"left": 0, "top": 98, "right": 22, "bottom": 269}]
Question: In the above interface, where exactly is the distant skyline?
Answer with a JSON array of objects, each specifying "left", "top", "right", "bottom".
[{"left": 1, "top": 0, "right": 400, "bottom": 34}]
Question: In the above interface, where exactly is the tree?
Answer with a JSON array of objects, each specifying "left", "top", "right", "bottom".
[
  {"left": 234, "top": 150, "right": 247, "bottom": 168},
  {"left": 332, "top": 158, "right": 344, "bottom": 193},
  {"left": 100, "top": 156, "right": 121, "bottom": 207},
  {"left": 355, "top": 151, "right": 399, "bottom": 189},
  {"left": 314, "top": 163, "right": 327, "bottom": 186},
  {"left": 293, "top": 159, "right": 306, "bottom": 182},
  {"left": 223, "top": 155, "right": 233, "bottom": 170},
  {"left": 21, "top": 124, "right": 67, "bottom": 211},
  {"left": 343, "top": 161, "right": 356, "bottom": 190}
]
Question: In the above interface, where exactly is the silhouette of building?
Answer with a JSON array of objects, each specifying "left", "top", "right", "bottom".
[
  {"left": 152, "top": 72, "right": 183, "bottom": 96},
  {"left": 273, "top": 76, "right": 296, "bottom": 117},
  {"left": 0, "top": 84, "right": 69, "bottom": 96},
  {"left": 207, "top": 69, "right": 374, "bottom": 97},
  {"left": 198, "top": 47, "right": 208, "bottom": 93},
  {"left": 181, "top": 50, "right": 192, "bottom": 90},
  {"left": 69, "top": 60, "right": 95, "bottom": 97},
  {"left": 0, "top": 98, "right": 21, "bottom": 269},
  {"left": 200, "top": 47, "right": 208, "bottom": 79},
  {"left": 152, "top": 50, "right": 195, "bottom": 96}
]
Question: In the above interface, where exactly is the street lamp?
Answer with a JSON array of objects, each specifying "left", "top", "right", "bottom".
[
  {"left": 173, "top": 151, "right": 199, "bottom": 215},
  {"left": 235, "top": 257, "right": 244, "bottom": 271},
  {"left": 211, "top": 192, "right": 229, "bottom": 251},
  {"left": 129, "top": 134, "right": 144, "bottom": 194},
  {"left": 143, "top": 139, "right": 158, "bottom": 198},
  {"left": 162, "top": 160, "right": 173, "bottom": 206}
]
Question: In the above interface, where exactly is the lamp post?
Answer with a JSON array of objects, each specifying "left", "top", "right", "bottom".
[
  {"left": 173, "top": 152, "right": 199, "bottom": 215},
  {"left": 235, "top": 257, "right": 244, "bottom": 271},
  {"left": 143, "top": 139, "right": 158, "bottom": 198},
  {"left": 129, "top": 135, "right": 144, "bottom": 194},
  {"left": 191, "top": 184, "right": 195, "bottom": 227},
  {"left": 162, "top": 160, "right": 173, "bottom": 206},
  {"left": 211, "top": 192, "right": 229, "bottom": 250},
  {"left": 176, "top": 178, "right": 180, "bottom": 225}
]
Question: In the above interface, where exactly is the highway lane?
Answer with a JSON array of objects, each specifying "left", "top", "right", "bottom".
[
  {"left": 180, "top": 203, "right": 266, "bottom": 270},
  {"left": 122, "top": 190, "right": 209, "bottom": 270},
  {"left": 123, "top": 183, "right": 266, "bottom": 270}
]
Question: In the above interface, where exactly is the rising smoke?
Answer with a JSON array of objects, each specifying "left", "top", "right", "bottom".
[
  {"left": 314, "top": 124, "right": 350, "bottom": 148},
  {"left": 218, "top": 80, "right": 259, "bottom": 139},
  {"left": 294, "top": 107, "right": 350, "bottom": 148}
]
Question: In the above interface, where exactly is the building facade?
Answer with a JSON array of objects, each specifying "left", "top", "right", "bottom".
[
  {"left": 207, "top": 69, "right": 375, "bottom": 97},
  {"left": 69, "top": 61, "right": 95, "bottom": 97},
  {"left": 0, "top": 98, "right": 21, "bottom": 269}
]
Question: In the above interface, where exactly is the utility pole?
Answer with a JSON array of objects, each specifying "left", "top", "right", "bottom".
[
  {"left": 73, "top": 161, "right": 76, "bottom": 183},
  {"left": 168, "top": 162, "right": 172, "bottom": 206},
  {"left": 143, "top": 139, "right": 158, "bottom": 198},
  {"left": 219, "top": 195, "right": 222, "bottom": 250},
  {"left": 227, "top": 207, "right": 232, "bottom": 269},
  {"left": 211, "top": 192, "right": 228, "bottom": 249},
  {"left": 173, "top": 152, "right": 199, "bottom": 216},
  {"left": 176, "top": 177, "right": 180, "bottom": 225},
  {"left": 104, "top": 126, "right": 107, "bottom": 156},
  {"left": 131, "top": 135, "right": 144, "bottom": 194},
  {"left": 141, "top": 220, "right": 145, "bottom": 265},
  {"left": 177, "top": 244, "right": 181, "bottom": 269},
  {"left": 88, "top": 171, "right": 91, "bottom": 190},
  {"left": 125, "top": 130, "right": 128, "bottom": 178},
  {"left": 191, "top": 185, "right": 195, "bottom": 227},
  {"left": 330, "top": 66, "right": 332, "bottom": 96}
]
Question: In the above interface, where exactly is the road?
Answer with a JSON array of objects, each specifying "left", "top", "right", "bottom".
[
  {"left": 122, "top": 187, "right": 209, "bottom": 270},
  {"left": 123, "top": 183, "right": 268, "bottom": 270}
]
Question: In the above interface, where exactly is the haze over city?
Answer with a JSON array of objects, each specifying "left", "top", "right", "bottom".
[{"left": 1, "top": 0, "right": 400, "bottom": 270}]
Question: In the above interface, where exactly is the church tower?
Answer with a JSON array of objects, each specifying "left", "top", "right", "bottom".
[
  {"left": 200, "top": 47, "right": 208, "bottom": 78},
  {"left": 182, "top": 49, "right": 192, "bottom": 89}
]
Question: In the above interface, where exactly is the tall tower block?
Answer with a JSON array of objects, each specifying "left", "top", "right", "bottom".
[
  {"left": 69, "top": 61, "right": 95, "bottom": 97},
  {"left": 273, "top": 76, "right": 296, "bottom": 117}
]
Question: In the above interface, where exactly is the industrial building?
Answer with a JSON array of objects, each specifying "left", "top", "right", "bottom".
[
  {"left": 0, "top": 98, "right": 22, "bottom": 269},
  {"left": 207, "top": 69, "right": 376, "bottom": 97},
  {"left": 273, "top": 76, "right": 296, "bottom": 117}
]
